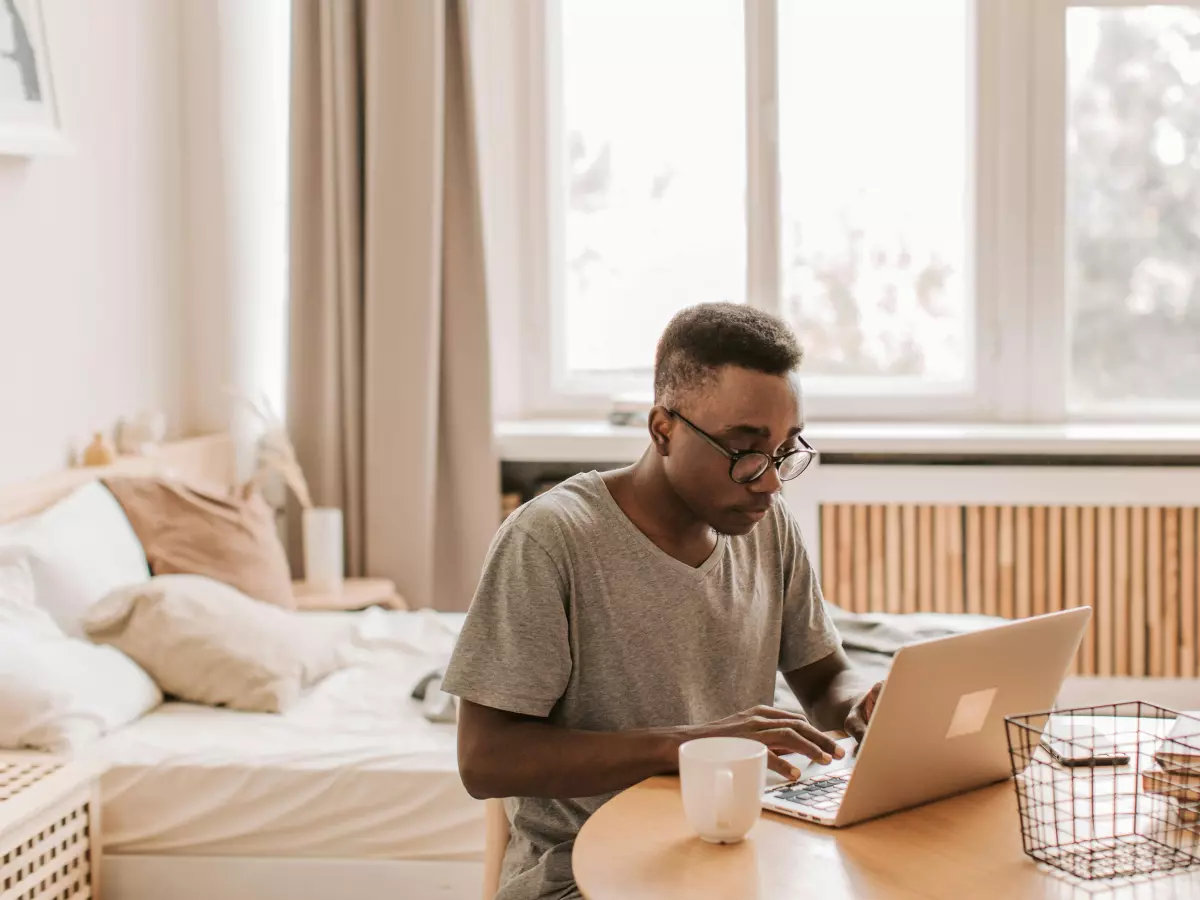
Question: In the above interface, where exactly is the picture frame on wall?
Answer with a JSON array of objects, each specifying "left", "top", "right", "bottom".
[{"left": 0, "top": 0, "right": 66, "bottom": 156}]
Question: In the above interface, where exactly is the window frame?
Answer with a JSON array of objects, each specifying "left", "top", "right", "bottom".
[{"left": 512, "top": 0, "right": 1200, "bottom": 424}]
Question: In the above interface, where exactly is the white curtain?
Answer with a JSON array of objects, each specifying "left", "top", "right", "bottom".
[{"left": 287, "top": 0, "right": 499, "bottom": 611}]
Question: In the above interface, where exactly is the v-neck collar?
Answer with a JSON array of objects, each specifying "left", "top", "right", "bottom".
[{"left": 590, "top": 471, "right": 726, "bottom": 579}]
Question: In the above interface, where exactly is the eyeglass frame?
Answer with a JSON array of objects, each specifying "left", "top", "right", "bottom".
[{"left": 665, "top": 408, "right": 818, "bottom": 484}]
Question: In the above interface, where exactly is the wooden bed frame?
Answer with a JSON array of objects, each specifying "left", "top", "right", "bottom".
[
  {"left": 0, "top": 434, "right": 490, "bottom": 900},
  {"left": 0, "top": 433, "right": 239, "bottom": 525}
]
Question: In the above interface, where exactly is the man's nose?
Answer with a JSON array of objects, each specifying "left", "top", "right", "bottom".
[{"left": 749, "top": 463, "right": 782, "bottom": 495}]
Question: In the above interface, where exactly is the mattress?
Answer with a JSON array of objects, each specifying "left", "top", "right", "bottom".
[{"left": 93, "top": 610, "right": 482, "bottom": 861}]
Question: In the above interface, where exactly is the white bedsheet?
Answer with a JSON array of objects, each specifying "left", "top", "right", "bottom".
[{"left": 94, "top": 611, "right": 482, "bottom": 861}]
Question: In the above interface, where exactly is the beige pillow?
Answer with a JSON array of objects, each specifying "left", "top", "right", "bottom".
[
  {"left": 84, "top": 575, "right": 345, "bottom": 713},
  {"left": 102, "top": 477, "right": 296, "bottom": 609}
]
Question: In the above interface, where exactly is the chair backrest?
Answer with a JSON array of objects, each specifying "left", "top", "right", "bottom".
[{"left": 481, "top": 797, "right": 510, "bottom": 899}]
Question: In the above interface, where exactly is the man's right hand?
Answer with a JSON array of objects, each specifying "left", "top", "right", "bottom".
[{"left": 677, "top": 705, "right": 845, "bottom": 780}]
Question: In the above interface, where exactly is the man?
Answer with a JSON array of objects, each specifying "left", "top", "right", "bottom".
[{"left": 442, "top": 303, "right": 881, "bottom": 900}]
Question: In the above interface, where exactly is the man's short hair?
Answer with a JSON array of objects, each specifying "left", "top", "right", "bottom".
[{"left": 653, "top": 302, "right": 803, "bottom": 405}]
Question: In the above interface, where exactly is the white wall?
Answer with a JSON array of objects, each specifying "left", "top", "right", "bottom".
[
  {"left": 178, "top": 0, "right": 291, "bottom": 480},
  {"left": 0, "top": 0, "right": 184, "bottom": 485}
]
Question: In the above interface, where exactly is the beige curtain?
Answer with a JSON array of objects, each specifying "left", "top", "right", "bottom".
[{"left": 288, "top": 0, "right": 498, "bottom": 611}]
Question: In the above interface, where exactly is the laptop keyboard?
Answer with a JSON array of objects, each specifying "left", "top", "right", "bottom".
[{"left": 771, "top": 770, "right": 851, "bottom": 812}]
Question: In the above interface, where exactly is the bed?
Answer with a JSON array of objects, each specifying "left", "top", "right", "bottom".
[
  {"left": 0, "top": 436, "right": 489, "bottom": 900},
  {"left": 96, "top": 609, "right": 485, "bottom": 899}
]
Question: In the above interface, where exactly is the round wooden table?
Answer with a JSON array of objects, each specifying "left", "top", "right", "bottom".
[{"left": 573, "top": 776, "right": 1200, "bottom": 900}]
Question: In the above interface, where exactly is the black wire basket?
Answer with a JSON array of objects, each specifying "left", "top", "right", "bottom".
[{"left": 1006, "top": 702, "right": 1200, "bottom": 881}]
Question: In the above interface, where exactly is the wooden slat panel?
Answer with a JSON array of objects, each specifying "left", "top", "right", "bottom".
[
  {"left": 948, "top": 507, "right": 964, "bottom": 615},
  {"left": 999, "top": 506, "right": 1015, "bottom": 619},
  {"left": 918, "top": 506, "right": 933, "bottom": 613},
  {"left": 902, "top": 505, "right": 918, "bottom": 614},
  {"left": 1166, "top": 508, "right": 1180, "bottom": 678},
  {"left": 1149, "top": 508, "right": 1163, "bottom": 677},
  {"left": 966, "top": 506, "right": 982, "bottom": 615},
  {"left": 983, "top": 506, "right": 999, "bottom": 618},
  {"left": 815, "top": 501, "right": 1192, "bottom": 679},
  {"left": 816, "top": 504, "right": 1190, "bottom": 681},
  {"left": 869, "top": 505, "right": 885, "bottom": 612},
  {"left": 933, "top": 506, "right": 948, "bottom": 614},
  {"left": 837, "top": 505, "right": 853, "bottom": 614},
  {"left": 1096, "top": 507, "right": 1113, "bottom": 676},
  {"left": 1032, "top": 507, "right": 1047, "bottom": 617},
  {"left": 885, "top": 505, "right": 902, "bottom": 614},
  {"left": 1131, "top": 507, "right": 1147, "bottom": 677},
  {"left": 1064, "top": 507, "right": 1080, "bottom": 675},
  {"left": 1081, "top": 507, "right": 1097, "bottom": 674},
  {"left": 1183, "top": 509, "right": 1196, "bottom": 678},
  {"left": 1015, "top": 506, "right": 1031, "bottom": 619},
  {"left": 1114, "top": 507, "right": 1129, "bottom": 677},
  {"left": 853, "top": 505, "right": 869, "bottom": 613},
  {"left": 1048, "top": 507, "right": 1063, "bottom": 615},
  {"left": 821, "top": 505, "right": 838, "bottom": 605}
]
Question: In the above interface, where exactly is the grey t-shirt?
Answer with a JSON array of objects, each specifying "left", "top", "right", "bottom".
[{"left": 441, "top": 471, "right": 839, "bottom": 900}]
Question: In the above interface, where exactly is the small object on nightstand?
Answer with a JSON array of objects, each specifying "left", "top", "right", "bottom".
[
  {"left": 302, "top": 507, "right": 344, "bottom": 592},
  {"left": 501, "top": 491, "right": 522, "bottom": 521},
  {"left": 116, "top": 409, "right": 167, "bottom": 456},
  {"left": 0, "top": 755, "right": 105, "bottom": 898},
  {"left": 81, "top": 431, "right": 117, "bottom": 466},
  {"left": 292, "top": 576, "right": 407, "bottom": 612}
]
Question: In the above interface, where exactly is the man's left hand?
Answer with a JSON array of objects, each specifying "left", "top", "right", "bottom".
[{"left": 844, "top": 681, "right": 883, "bottom": 743}]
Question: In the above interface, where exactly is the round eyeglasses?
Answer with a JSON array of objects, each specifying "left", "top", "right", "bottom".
[{"left": 667, "top": 409, "right": 817, "bottom": 485}]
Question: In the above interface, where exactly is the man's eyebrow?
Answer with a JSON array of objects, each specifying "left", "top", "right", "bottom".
[
  {"left": 720, "top": 424, "right": 770, "bottom": 438},
  {"left": 719, "top": 424, "right": 805, "bottom": 439}
]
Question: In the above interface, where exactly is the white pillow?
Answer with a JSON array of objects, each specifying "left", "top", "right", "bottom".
[
  {"left": 0, "top": 630, "right": 162, "bottom": 752},
  {"left": 0, "top": 482, "right": 150, "bottom": 636},
  {"left": 85, "top": 575, "right": 347, "bottom": 713},
  {"left": 0, "top": 552, "right": 63, "bottom": 639}
]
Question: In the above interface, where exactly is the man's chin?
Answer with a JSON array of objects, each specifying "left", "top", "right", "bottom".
[{"left": 714, "top": 508, "right": 769, "bottom": 537}]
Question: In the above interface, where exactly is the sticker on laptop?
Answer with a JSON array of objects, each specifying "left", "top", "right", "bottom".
[{"left": 945, "top": 687, "right": 998, "bottom": 739}]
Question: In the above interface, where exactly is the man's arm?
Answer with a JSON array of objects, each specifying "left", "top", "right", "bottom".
[
  {"left": 457, "top": 700, "right": 846, "bottom": 800},
  {"left": 783, "top": 646, "right": 880, "bottom": 740},
  {"left": 775, "top": 501, "right": 881, "bottom": 742}
]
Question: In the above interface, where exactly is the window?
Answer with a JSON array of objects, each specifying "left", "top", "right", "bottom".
[
  {"left": 777, "top": 0, "right": 969, "bottom": 387},
  {"left": 517, "top": 0, "right": 1200, "bottom": 421},
  {"left": 1065, "top": 5, "right": 1200, "bottom": 410},
  {"left": 560, "top": 0, "right": 746, "bottom": 386}
]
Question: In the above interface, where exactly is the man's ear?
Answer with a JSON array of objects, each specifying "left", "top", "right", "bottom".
[{"left": 647, "top": 406, "right": 673, "bottom": 457}]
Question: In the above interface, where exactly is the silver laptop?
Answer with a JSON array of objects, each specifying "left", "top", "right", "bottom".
[{"left": 762, "top": 606, "right": 1092, "bottom": 827}]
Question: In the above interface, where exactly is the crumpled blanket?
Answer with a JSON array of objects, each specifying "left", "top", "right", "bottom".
[
  {"left": 407, "top": 603, "right": 1007, "bottom": 722},
  {"left": 772, "top": 603, "right": 1007, "bottom": 712}
]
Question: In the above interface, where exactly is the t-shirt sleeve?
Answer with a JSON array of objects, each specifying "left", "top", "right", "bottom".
[
  {"left": 440, "top": 519, "right": 571, "bottom": 717},
  {"left": 777, "top": 502, "right": 842, "bottom": 673}
]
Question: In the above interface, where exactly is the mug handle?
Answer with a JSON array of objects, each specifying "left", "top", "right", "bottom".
[{"left": 714, "top": 767, "right": 734, "bottom": 831}]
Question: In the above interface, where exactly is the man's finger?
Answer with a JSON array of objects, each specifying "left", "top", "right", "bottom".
[
  {"left": 748, "top": 705, "right": 816, "bottom": 724},
  {"left": 864, "top": 682, "right": 883, "bottom": 719},
  {"left": 760, "top": 728, "right": 834, "bottom": 764},
  {"left": 845, "top": 712, "right": 866, "bottom": 743},
  {"left": 750, "top": 706, "right": 811, "bottom": 721},
  {"left": 767, "top": 751, "right": 803, "bottom": 782},
  {"left": 757, "top": 721, "right": 842, "bottom": 758}
]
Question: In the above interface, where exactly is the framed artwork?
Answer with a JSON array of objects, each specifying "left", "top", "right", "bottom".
[{"left": 0, "top": 0, "right": 65, "bottom": 156}]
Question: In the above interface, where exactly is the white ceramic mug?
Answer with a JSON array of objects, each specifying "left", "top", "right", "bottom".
[{"left": 679, "top": 737, "right": 767, "bottom": 844}]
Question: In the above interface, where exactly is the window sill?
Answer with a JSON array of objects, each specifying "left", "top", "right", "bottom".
[{"left": 495, "top": 419, "right": 1200, "bottom": 464}]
